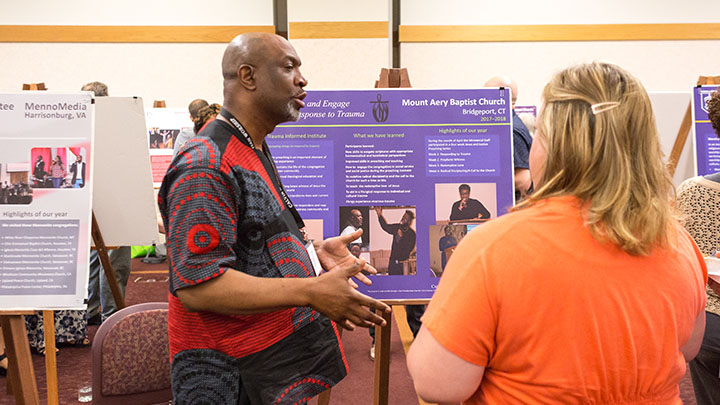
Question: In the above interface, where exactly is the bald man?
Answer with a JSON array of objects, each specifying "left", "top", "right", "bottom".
[
  {"left": 159, "top": 33, "right": 390, "bottom": 404},
  {"left": 485, "top": 76, "right": 534, "bottom": 201},
  {"left": 340, "top": 208, "right": 363, "bottom": 244}
]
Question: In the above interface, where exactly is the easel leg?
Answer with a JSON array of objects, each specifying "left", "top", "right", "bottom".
[
  {"left": 373, "top": 309, "right": 392, "bottom": 405},
  {"left": 316, "top": 387, "right": 332, "bottom": 405},
  {"left": 0, "top": 315, "right": 40, "bottom": 405},
  {"left": 91, "top": 211, "right": 125, "bottom": 310},
  {"left": 42, "top": 311, "right": 59, "bottom": 405}
]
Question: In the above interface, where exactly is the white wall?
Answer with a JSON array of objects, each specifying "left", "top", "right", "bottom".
[
  {"left": 291, "top": 39, "right": 389, "bottom": 89},
  {"left": 0, "top": 1, "right": 270, "bottom": 107},
  {"left": 0, "top": 43, "right": 226, "bottom": 107},
  {"left": 288, "top": 0, "right": 390, "bottom": 89},
  {"left": 400, "top": 1, "right": 720, "bottom": 108},
  {"left": 289, "top": 0, "right": 388, "bottom": 22},
  {"left": 2, "top": 0, "right": 719, "bottom": 108},
  {"left": 401, "top": 0, "right": 720, "bottom": 24},
  {"left": 0, "top": 0, "right": 271, "bottom": 25},
  {"left": 402, "top": 40, "right": 720, "bottom": 109}
]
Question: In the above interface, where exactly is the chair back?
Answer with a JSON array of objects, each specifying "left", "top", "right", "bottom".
[{"left": 91, "top": 302, "right": 171, "bottom": 404}]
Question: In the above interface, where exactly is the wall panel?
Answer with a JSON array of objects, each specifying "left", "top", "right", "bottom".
[{"left": 401, "top": 40, "right": 720, "bottom": 108}]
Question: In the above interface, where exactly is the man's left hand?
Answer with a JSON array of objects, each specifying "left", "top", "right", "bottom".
[{"left": 315, "top": 229, "right": 376, "bottom": 286}]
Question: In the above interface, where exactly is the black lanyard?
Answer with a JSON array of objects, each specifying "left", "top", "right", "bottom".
[
  {"left": 220, "top": 108, "right": 256, "bottom": 149},
  {"left": 219, "top": 108, "right": 305, "bottom": 229}
]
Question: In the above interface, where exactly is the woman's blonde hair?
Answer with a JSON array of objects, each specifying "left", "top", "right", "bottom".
[{"left": 517, "top": 62, "right": 674, "bottom": 256}]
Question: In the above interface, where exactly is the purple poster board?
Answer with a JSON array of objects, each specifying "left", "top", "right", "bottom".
[
  {"left": 267, "top": 89, "right": 514, "bottom": 300},
  {"left": 693, "top": 85, "right": 720, "bottom": 176}
]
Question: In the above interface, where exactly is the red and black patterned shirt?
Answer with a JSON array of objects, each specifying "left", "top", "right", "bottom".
[{"left": 158, "top": 119, "right": 347, "bottom": 404}]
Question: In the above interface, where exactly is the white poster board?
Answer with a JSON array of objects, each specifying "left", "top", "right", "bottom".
[
  {"left": 648, "top": 91, "right": 695, "bottom": 186},
  {"left": 92, "top": 97, "right": 159, "bottom": 247},
  {"left": 145, "top": 108, "right": 192, "bottom": 187},
  {"left": 0, "top": 92, "right": 94, "bottom": 310}
]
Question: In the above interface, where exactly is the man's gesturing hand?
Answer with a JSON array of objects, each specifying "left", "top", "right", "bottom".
[
  {"left": 308, "top": 257, "right": 391, "bottom": 331},
  {"left": 315, "top": 229, "right": 375, "bottom": 287}
]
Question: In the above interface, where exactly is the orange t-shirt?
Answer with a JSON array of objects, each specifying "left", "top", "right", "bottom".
[{"left": 422, "top": 196, "right": 707, "bottom": 404}]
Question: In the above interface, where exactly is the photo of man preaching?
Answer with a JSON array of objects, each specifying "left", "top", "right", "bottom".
[
  {"left": 375, "top": 206, "right": 416, "bottom": 276},
  {"left": 449, "top": 183, "right": 490, "bottom": 221}
]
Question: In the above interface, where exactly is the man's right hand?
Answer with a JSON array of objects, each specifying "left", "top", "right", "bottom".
[{"left": 308, "top": 258, "right": 391, "bottom": 331}]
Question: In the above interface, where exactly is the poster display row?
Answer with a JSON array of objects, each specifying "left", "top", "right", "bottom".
[
  {"left": 0, "top": 92, "right": 94, "bottom": 310},
  {"left": 267, "top": 89, "right": 515, "bottom": 300}
]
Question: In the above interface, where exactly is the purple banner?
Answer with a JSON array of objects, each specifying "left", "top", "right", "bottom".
[
  {"left": 267, "top": 89, "right": 514, "bottom": 300},
  {"left": 694, "top": 85, "right": 720, "bottom": 176}
]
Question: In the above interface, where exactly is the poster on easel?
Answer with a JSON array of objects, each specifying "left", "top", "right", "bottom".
[
  {"left": 145, "top": 108, "right": 192, "bottom": 187},
  {"left": 0, "top": 92, "right": 94, "bottom": 310},
  {"left": 268, "top": 88, "right": 514, "bottom": 300},
  {"left": 692, "top": 85, "right": 720, "bottom": 176}
]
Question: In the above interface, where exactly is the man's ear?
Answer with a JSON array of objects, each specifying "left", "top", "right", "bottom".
[{"left": 237, "top": 64, "right": 256, "bottom": 91}]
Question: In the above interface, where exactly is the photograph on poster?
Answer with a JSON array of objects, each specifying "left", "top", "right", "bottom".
[
  {"left": 368, "top": 206, "right": 417, "bottom": 276},
  {"left": 349, "top": 242, "right": 372, "bottom": 273},
  {"left": 0, "top": 162, "right": 32, "bottom": 204},
  {"left": 30, "top": 147, "right": 87, "bottom": 189},
  {"left": 435, "top": 182, "right": 497, "bottom": 224},
  {"left": 148, "top": 127, "right": 179, "bottom": 149},
  {"left": 428, "top": 224, "right": 473, "bottom": 277},
  {"left": 338, "top": 206, "right": 370, "bottom": 247}
]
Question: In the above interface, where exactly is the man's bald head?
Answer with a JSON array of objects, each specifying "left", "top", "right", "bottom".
[
  {"left": 220, "top": 32, "right": 307, "bottom": 133},
  {"left": 222, "top": 33, "right": 289, "bottom": 81},
  {"left": 188, "top": 98, "right": 209, "bottom": 120},
  {"left": 485, "top": 76, "right": 519, "bottom": 106},
  {"left": 348, "top": 209, "right": 363, "bottom": 228}
]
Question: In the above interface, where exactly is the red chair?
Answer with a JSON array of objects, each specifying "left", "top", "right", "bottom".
[{"left": 91, "top": 302, "right": 171, "bottom": 404}]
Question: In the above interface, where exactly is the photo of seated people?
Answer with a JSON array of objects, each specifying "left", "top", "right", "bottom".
[
  {"left": 0, "top": 163, "right": 32, "bottom": 205},
  {"left": 30, "top": 147, "right": 87, "bottom": 189},
  {"left": 434, "top": 182, "right": 497, "bottom": 225},
  {"left": 367, "top": 206, "right": 417, "bottom": 276},
  {"left": 148, "top": 127, "right": 180, "bottom": 149}
]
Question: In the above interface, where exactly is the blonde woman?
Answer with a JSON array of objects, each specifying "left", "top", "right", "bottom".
[{"left": 408, "top": 63, "right": 707, "bottom": 404}]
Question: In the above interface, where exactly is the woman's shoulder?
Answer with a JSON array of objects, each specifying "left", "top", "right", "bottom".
[
  {"left": 679, "top": 175, "right": 720, "bottom": 191},
  {"left": 464, "top": 196, "right": 583, "bottom": 247},
  {"left": 678, "top": 176, "right": 720, "bottom": 203}
]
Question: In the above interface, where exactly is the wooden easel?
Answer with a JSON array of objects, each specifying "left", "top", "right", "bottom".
[
  {"left": 1, "top": 85, "right": 125, "bottom": 404},
  {"left": 372, "top": 68, "right": 428, "bottom": 405},
  {"left": 667, "top": 75, "right": 720, "bottom": 176},
  {"left": 0, "top": 311, "right": 40, "bottom": 404},
  {"left": 2, "top": 82, "right": 56, "bottom": 405},
  {"left": 22, "top": 83, "right": 47, "bottom": 91},
  {"left": 374, "top": 68, "right": 412, "bottom": 89},
  {"left": 317, "top": 68, "right": 424, "bottom": 405},
  {"left": 91, "top": 212, "right": 127, "bottom": 311}
]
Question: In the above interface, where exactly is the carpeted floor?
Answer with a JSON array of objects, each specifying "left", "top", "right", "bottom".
[
  {"left": 0, "top": 258, "right": 701, "bottom": 404},
  {"left": 0, "top": 259, "right": 421, "bottom": 404}
]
